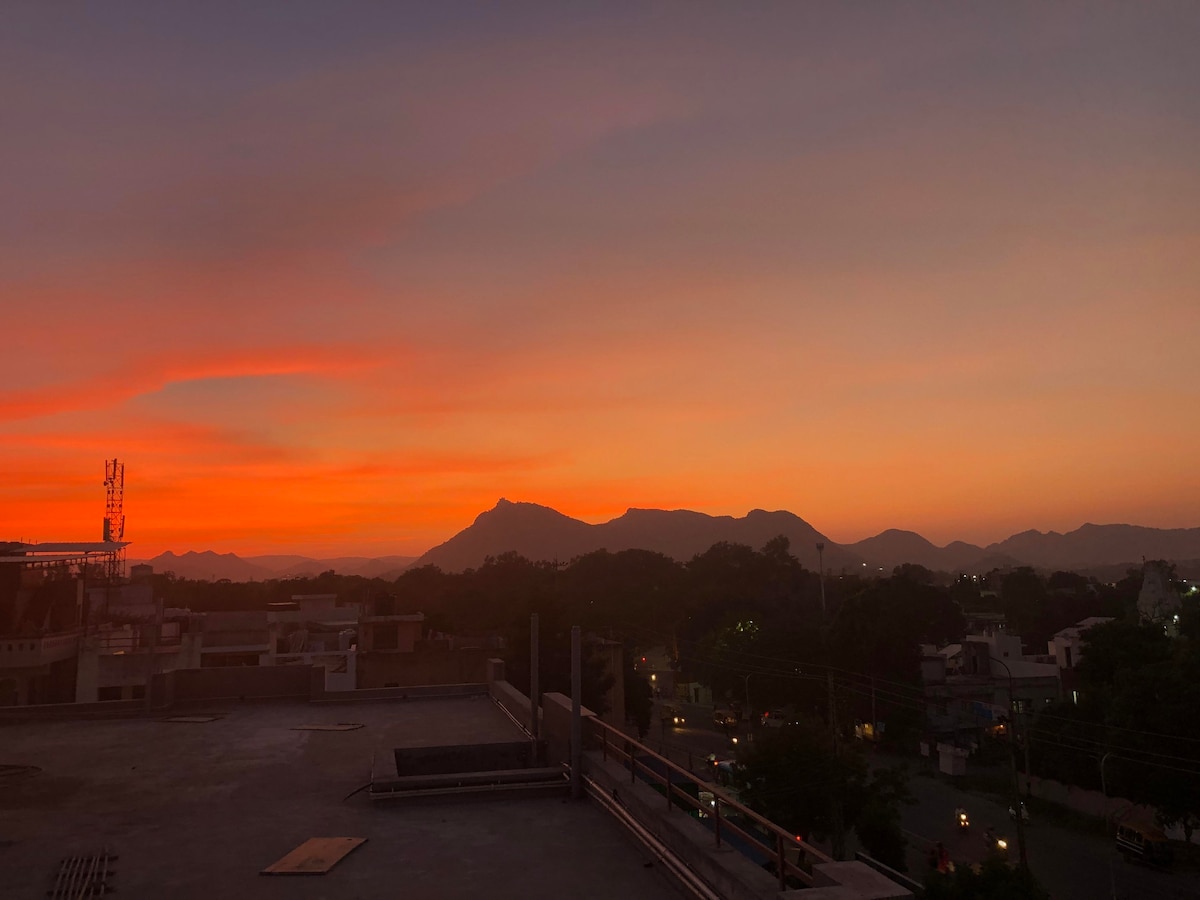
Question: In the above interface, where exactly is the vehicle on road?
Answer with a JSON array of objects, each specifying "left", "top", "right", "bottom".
[
  {"left": 956, "top": 807, "right": 970, "bottom": 831},
  {"left": 707, "top": 757, "right": 737, "bottom": 786},
  {"left": 1008, "top": 801, "right": 1030, "bottom": 823},
  {"left": 760, "top": 707, "right": 798, "bottom": 728},
  {"left": 983, "top": 826, "right": 1008, "bottom": 856},
  {"left": 661, "top": 705, "right": 686, "bottom": 728},
  {"left": 713, "top": 709, "right": 739, "bottom": 730},
  {"left": 1116, "top": 822, "right": 1173, "bottom": 867}
]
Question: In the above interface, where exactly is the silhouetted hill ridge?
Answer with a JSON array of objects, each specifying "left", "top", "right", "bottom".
[
  {"left": 414, "top": 500, "right": 857, "bottom": 572},
  {"left": 849, "top": 529, "right": 991, "bottom": 572},
  {"left": 128, "top": 512, "right": 1200, "bottom": 581},
  {"left": 985, "top": 523, "right": 1200, "bottom": 568}
]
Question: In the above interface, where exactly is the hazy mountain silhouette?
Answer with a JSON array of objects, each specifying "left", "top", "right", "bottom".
[
  {"left": 413, "top": 499, "right": 859, "bottom": 572},
  {"left": 131, "top": 550, "right": 274, "bottom": 581},
  {"left": 128, "top": 513, "right": 1200, "bottom": 582},
  {"left": 850, "top": 529, "right": 974, "bottom": 572},
  {"left": 416, "top": 504, "right": 1200, "bottom": 575},
  {"left": 128, "top": 550, "right": 418, "bottom": 581},
  {"left": 846, "top": 530, "right": 1024, "bottom": 573},
  {"left": 985, "top": 523, "right": 1200, "bottom": 569}
]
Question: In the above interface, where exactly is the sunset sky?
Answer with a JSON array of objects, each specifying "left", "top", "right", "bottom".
[{"left": 3, "top": 3, "right": 1198, "bottom": 558}]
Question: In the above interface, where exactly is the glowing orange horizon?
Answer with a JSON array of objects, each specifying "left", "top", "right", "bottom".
[{"left": 3, "top": 6, "right": 1197, "bottom": 558}]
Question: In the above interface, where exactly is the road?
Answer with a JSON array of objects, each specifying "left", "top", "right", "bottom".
[
  {"left": 901, "top": 766, "right": 1200, "bottom": 900},
  {"left": 649, "top": 701, "right": 1200, "bottom": 900}
]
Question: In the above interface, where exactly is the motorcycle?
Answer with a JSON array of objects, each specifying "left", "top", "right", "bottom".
[{"left": 984, "top": 827, "right": 1009, "bottom": 855}]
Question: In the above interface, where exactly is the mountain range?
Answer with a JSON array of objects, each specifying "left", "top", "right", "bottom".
[
  {"left": 412, "top": 501, "right": 1200, "bottom": 575},
  {"left": 128, "top": 500, "right": 1200, "bottom": 581}
]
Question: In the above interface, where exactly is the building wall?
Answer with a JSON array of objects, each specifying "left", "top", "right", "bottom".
[
  {"left": 167, "top": 663, "right": 314, "bottom": 702},
  {"left": 359, "top": 617, "right": 423, "bottom": 652},
  {"left": 3, "top": 655, "right": 78, "bottom": 706},
  {"left": 357, "top": 647, "right": 490, "bottom": 689},
  {"left": 75, "top": 633, "right": 203, "bottom": 702}
]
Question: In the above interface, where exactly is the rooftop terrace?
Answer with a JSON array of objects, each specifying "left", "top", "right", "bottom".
[{"left": 0, "top": 695, "right": 686, "bottom": 899}]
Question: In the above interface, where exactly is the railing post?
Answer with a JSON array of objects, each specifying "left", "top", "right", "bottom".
[
  {"left": 776, "top": 832, "right": 787, "bottom": 890},
  {"left": 713, "top": 796, "right": 722, "bottom": 847}
]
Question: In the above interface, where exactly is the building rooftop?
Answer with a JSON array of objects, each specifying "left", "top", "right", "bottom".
[
  {"left": 0, "top": 697, "right": 686, "bottom": 899},
  {"left": 1052, "top": 616, "right": 1115, "bottom": 641}
]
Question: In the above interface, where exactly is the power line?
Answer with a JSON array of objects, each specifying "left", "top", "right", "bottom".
[{"left": 1030, "top": 708, "right": 1200, "bottom": 746}]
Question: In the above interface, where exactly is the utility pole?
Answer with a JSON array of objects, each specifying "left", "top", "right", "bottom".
[
  {"left": 816, "top": 542, "right": 827, "bottom": 616},
  {"left": 990, "top": 655, "right": 1028, "bottom": 874},
  {"left": 1100, "top": 750, "right": 1115, "bottom": 823},
  {"left": 870, "top": 677, "right": 877, "bottom": 741},
  {"left": 827, "top": 670, "right": 845, "bottom": 859},
  {"left": 1022, "top": 708, "right": 1032, "bottom": 797},
  {"left": 530, "top": 613, "right": 540, "bottom": 739},
  {"left": 570, "top": 625, "right": 582, "bottom": 799}
]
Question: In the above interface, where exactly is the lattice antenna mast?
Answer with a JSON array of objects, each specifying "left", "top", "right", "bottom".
[{"left": 103, "top": 459, "right": 125, "bottom": 581}]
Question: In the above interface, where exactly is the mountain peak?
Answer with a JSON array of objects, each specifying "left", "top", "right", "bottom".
[{"left": 416, "top": 504, "right": 859, "bottom": 572}]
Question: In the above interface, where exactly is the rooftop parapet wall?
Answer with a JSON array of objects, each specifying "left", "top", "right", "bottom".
[
  {"left": 0, "top": 664, "right": 487, "bottom": 720},
  {"left": 542, "top": 690, "right": 595, "bottom": 767}
]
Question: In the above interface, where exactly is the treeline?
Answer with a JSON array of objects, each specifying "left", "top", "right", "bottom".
[{"left": 149, "top": 543, "right": 1148, "bottom": 692}]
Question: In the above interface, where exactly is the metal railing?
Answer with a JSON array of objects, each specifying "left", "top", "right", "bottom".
[
  {"left": 588, "top": 717, "right": 834, "bottom": 890},
  {"left": 855, "top": 850, "right": 924, "bottom": 895}
]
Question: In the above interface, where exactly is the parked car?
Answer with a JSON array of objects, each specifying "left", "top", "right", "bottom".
[{"left": 1116, "top": 822, "right": 1173, "bottom": 867}]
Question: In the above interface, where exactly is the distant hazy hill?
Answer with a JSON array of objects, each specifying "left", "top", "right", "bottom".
[
  {"left": 848, "top": 523, "right": 1200, "bottom": 574},
  {"left": 412, "top": 499, "right": 860, "bottom": 573},
  {"left": 850, "top": 530, "right": 979, "bottom": 572},
  {"left": 127, "top": 513, "right": 1200, "bottom": 582},
  {"left": 130, "top": 550, "right": 273, "bottom": 582},
  {"left": 985, "top": 523, "right": 1200, "bottom": 570},
  {"left": 128, "top": 550, "right": 418, "bottom": 581}
]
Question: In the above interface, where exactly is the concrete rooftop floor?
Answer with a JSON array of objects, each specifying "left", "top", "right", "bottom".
[{"left": 1, "top": 697, "right": 686, "bottom": 899}]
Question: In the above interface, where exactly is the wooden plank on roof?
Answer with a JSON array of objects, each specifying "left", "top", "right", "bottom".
[
  {"left": 291, "top": 723, "right": 364, "bottom": 731},
  {"left": 260, "top": 837, "right": 366, "bottom": 875}
]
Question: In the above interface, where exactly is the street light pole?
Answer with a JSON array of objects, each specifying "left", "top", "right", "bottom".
[
  {"left": 815, "top": 542, "right": 826, "bottom": 616},
  {"left": 739, "top": 673, "right": 753, "bottom": 738},
  {"left": 989, "top": 655, "right": 1029, "bottom": 874},
  {"left": 1100, "top": 750, "right": 1114, "bottom": 823}
]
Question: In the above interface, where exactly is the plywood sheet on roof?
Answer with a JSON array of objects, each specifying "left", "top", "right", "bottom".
[
  {"left": 261, "top": 837, "right": 365, "bottom": 875},
  {"left": 292, "top": 723, "right": 364, "bottom": 731}
]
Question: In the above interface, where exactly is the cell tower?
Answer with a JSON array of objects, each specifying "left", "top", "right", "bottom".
[{"left": 103, "top": 458, "right": 126, "bottom": 581}]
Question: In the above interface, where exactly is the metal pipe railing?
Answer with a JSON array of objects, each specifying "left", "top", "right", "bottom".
[{"left": 587, "top": 717, "right": 832, "bottom": 888}]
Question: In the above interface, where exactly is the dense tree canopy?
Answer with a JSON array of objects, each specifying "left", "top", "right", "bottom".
[{"left": 731, "top": 717, "right": 912, "bottom": 868}]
